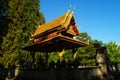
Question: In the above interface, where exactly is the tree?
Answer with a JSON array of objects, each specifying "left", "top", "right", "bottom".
[
  {"left": 18, "top": 0, "right": 45, "bottom": 66},
  {"left": 79, "top": 32, "right": 90, "bottom": 42},
  {"left": 19, "top": 0, "right": 45, "bottom": 67},
  {"left": 76, "top": 32, "right": 104, "bottom": 66},
  {"left": 104, "top": 42, "right": 120, "bottom": 63},
  {"left": 0, "top": 0, "right": 8, "bottom": 51},
  {"left": 0, "top": 0, "right": 45, "bottom": 68}
]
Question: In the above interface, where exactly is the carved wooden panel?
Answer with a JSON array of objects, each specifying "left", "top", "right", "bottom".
[
  {"left": 66, "top": 25, "right": 80, "bottom": 36},
  {"left": 34, "top": 32, "right": 58, "bottom": 43}
]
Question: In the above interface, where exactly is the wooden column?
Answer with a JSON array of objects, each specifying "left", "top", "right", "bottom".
[
  {"left": 30, "top": 51, "right": 35, "bottom": 69},
  {"left": 72, "top": 48, "right": 77, "bottom": 61},
  {"left": 58, "top": 49, "right": 64, "bottom": 63},
  {"left": 45, "top": 52, "right": 49, "bottom": 69}
]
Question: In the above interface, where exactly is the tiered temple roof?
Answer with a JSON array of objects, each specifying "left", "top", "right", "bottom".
[{"left": 32, "top": 10, "right": 79, "bottom": 38}]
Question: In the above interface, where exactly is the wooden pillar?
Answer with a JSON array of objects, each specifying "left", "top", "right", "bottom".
[
  {"left": 45, "top": 52, "right": 49, "bottom": 69},
  {"left": 58, "top": 49, "right": 64, "bottom": 63},
  {"left": 72, "top": 48, "right": 77, "bottom": 61},
  {"left": 30, "top": 51, "right": 35, "bottom": 69}
]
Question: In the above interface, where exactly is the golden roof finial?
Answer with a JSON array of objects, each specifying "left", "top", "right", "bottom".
[
  {"left": 68, "top": 4, "right": 75, "bottom": 14},
  {"left": 72, "top": 6, "right": 75, "bottom": 14},
  {"left": 67, "top": 4, "right": 71, "bottom": 13}
]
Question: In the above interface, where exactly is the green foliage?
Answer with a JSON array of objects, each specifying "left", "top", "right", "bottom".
[
  {"left": 0, "top": 0, "right": 8, "bottom": 51},
  {"left": 80, "top": 32, "right": 91, "bottom": 41},
  {"left": 0, "top": 0, "right": 24, "bottom": 68},
  {"left": 104, "top": 42, "right": 120, "bottom": 63},
  {"left": 90, "top": 39, "right": 103, "bottom": 46},
  {"left": 63, "top": 50, "right": 73, "bottom": 62},
  {"left": 35, "top": 52, "right": 46, "bottom": 69},
  {"left": 77, "top": 44, "right": 96, "bottom": 66},
  {"left": 75, "top": 32, "right": 96, "bottom": 66},
  {"left": 48, "top": 52, "right": 59, "bottom": 64},
  {"left": 0, "top": 0, "right": 45, "bottom": 68}
]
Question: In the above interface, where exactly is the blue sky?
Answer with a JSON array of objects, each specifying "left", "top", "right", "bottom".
[{"left": 40, "top": 0, "right": 120, "bottom": 44}]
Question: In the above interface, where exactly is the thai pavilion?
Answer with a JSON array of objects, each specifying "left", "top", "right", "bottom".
[{"left": 23, "top": 9, "right": 87, "bottom": 69}]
